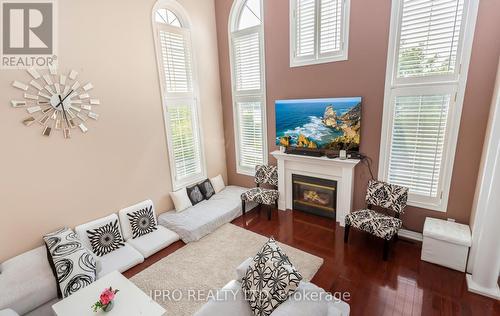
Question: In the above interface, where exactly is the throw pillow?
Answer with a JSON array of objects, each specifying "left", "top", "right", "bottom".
[
  {"left": 86, "top": 220, "right": 125, "bottom": 257},
  {"left": 241, "top": 238, "right": 302, "bottom": 316},
  {"left": 186, "top": 184, "right": 204, "bottom": 205},
  {"left": 210, "top": 174, "right": 226, "bottom": 193},
  {"left": 44, "top": 228, "right": 96, "bottom": 298},
  {"left": 170, "top": 189, "right": 193, "bottom": 212},
  {"left": 198, "top": 179, "right": 215, "bottom": 199},
  {"left": 127, "top": 205, "right": 158, "bottom": 239}
]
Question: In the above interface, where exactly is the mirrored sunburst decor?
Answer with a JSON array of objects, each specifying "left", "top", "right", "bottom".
[{"left": 10, "top": 67, "right": 100, "bottom": 139}]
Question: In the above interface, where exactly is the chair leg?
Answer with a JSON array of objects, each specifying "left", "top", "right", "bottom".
[
  {"left": 383, "top": 238, "right": 391, "bottom": 261},
  {"left": 344, "top": 224, "right": 351, "bottom": 243},
  {"left": 267, "top": 205, "right": 272, "bottom": 220},
  {"left": 242, "top": 200, "right": 246, "bottom": 215}
]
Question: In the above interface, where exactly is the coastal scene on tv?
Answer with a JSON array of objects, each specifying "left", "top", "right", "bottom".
[{"left": 275, "top": 97, "right": 362, "bottom": 151}]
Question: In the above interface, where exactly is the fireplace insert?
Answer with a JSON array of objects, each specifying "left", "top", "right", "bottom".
[{"left": 292, "top": 174, "right": 337, "bottom": 219}]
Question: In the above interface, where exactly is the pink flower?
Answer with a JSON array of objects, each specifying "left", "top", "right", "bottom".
[{"left": 99, "top": 288, "right": 115, "bottom": 305}]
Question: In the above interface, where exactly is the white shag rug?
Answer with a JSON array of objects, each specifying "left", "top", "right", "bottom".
[{"left": 130, "top": 223, "right": 323, "bottom": 316}]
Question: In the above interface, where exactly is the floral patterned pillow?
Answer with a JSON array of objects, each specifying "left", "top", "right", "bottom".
[{"left": 241, "top": 238, "right": 303, "bottom": 316}]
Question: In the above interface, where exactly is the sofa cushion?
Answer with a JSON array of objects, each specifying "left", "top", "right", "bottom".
[
  {"left": 0, "top": 246, "right": 57, "bottom": 315},
  {"left": 187, "top": 184, "right": 205, "bottom": 205},
  {"left": 242, "top": 238, "right": 302, "bottom": 316},
  {"left": 127, "top": 206, "right": 158, "bottom": 239},
  {"left": 126, "top": 226, "right": 179, "bottom": 258},
  {"left": 86, "top": 219, "right": 125, "bottom": 256},
  {"left": 75, "top": 214, "right": 122, "bottom": 256},
  {"left": 210, "top": 174, "right": 225, "bottom": 194},
  {"left": 43, "top": 228, "right": 96, "bottom": 298},
  {"left": 118, "top": 200, "right": 158, "bottom": 241},
  {"left": 198, "top": 179, "right": 215, "bottom": 200},
  {"left": 193, "top": 280, "right": 253, "bottom": 316},
  {"left": 170, "top": 189, "right": 192, "bottom": 212},
  {"left": 96, "top": 243, "right": 144, "bottom": 279}
]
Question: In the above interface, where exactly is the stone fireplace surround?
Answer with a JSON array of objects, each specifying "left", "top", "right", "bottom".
[{"left": 271, "top": 150, "right": 360, "bottom": 226}]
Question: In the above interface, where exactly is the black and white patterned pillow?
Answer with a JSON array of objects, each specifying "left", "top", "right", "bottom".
[
  {"left": 198, "top": 179, "right": 215, "bottom": 199},
  {"left": 241, "top": 238, "right": 302, "bottom": 316},
  {"left": 44, "top": 228, "right": 96, "bottom": 298},
  {"left": 86, "top": 220, "right": 125, "bottom": 256},
  {"left": 186, "top": 184, "right": 205, "bottom": 205},
  {"left": 127, "top": 206, "right": 157, "bottom": 239}
]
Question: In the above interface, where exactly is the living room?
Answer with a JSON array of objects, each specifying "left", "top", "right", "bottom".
[{"left": 0, "top": 0, "right": 499, "bottom": 315}]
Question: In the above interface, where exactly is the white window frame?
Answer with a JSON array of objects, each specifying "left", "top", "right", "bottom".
[
  {"left": 228, "top": 0, "right": 268, "bottom": 176},
  {"left": 289, "top": 0, "right": 350, "bottom": 67},
  {"left": 378, "top": 0, "right": 480, "bottom": 212},
  {"left": 152, "top": 0, "right": 207, "bottom": 190}
]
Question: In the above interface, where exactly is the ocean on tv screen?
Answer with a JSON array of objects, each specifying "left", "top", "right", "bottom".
[{"left": 275, "top": 97, "right": 361, "bottom": 151}]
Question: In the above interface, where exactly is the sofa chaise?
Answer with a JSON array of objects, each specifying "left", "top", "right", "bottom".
[{"left": 158, "top": 185, "right": 257, "bottom": 243}]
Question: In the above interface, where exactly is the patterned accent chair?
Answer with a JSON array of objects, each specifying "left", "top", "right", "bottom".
[
  {"left": 344, "top": 180, "right": 409, "bottom": 260},
  {"left": 241, "top": 165, "right": 279, "bottom": 220}
]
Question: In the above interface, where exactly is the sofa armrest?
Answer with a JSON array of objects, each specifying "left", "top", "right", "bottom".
[{"left": 236, "top": 257, "right": 253, "bottom": 281}]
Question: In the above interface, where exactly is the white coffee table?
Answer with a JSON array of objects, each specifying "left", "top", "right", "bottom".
[{"left": 52, "top": 271, "right": 165, "bottom": 316}]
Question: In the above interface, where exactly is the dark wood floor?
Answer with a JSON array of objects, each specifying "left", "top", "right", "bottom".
[{"left": 124, "top": 207, "right": 500, "bottom": 316}]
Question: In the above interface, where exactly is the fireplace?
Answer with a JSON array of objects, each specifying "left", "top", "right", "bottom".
[{"left": 292, "top": 174, "right": 337, "bottom": 219}]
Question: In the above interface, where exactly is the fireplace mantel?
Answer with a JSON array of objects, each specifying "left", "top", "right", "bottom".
[{"left": 271, "top": 150, "right": 360, "bottom": 226}]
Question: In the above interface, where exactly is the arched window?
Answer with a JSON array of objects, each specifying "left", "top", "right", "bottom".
[
  {"left": 152, "top": 1, "right": 205, "bottom": 189},
  {"left": 229, "top": 0, "right": 268, "bottom": 176}
]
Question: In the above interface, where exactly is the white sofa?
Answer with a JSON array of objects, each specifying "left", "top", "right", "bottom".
[
  {"left": 158, "top": 185, "right": 257, "bottom": 243},
  {"left": 75, "top": 213, "right": 145, "bottom": 279},
  {"left": 118, "top": 199, "right": 180, "bottom": 258},
  {"left": 0, "top": 246, "right": 58, "bottom": 316},
  {"left": 194, "top": 258, "right": 350, "bottom": 316}
]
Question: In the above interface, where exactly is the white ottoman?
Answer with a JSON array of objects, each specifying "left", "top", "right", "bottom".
[{"left": 421, "top": 217, "right": 471, "bottom": 272}]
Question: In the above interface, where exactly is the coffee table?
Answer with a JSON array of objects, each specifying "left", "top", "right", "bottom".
[{"left": 52, "top": 271, "right": 165, "bottom": 316}]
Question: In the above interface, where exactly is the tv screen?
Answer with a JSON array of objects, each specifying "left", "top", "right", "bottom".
[{"left": 275, "top": 97, "right": 362, "bottom": 151}]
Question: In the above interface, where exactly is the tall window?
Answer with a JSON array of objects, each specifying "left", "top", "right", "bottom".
[
  {"left": 290, "top": 0, "right": 350, "bottom": 67},
  {"left": 153, "top": 2, "right": 205, "bottom": 190},
  {"left": 229, "top": 0, "right": 268, "bottom": 176},
  {"left": 379, "top": 0, "right": 479, "bottom": 211}
]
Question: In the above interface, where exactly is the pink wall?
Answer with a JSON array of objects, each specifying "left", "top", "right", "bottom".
[{"left": 215, "top": 0, "right": 500, "bottom": 232}]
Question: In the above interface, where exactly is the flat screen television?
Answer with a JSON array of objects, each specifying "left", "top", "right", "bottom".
[{"left": 275, "top": 97, "right": 362, "bottom": 151}]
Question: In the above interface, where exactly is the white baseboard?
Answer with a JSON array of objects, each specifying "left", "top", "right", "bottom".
[
  {"left": 398, "top": 228, "right": 423, "bottom": 242},
  {"left": 466, "top": 274, "right": 500, "bottom": 299}
]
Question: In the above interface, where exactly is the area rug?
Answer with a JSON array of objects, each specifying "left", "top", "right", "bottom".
[{"left": 130, "top": 223, "right": 323, "bottom": 315}]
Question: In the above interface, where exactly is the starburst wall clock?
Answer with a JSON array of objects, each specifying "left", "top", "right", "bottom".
[{"left": 10, "top": 67, "right": 100, "bottom": 139}]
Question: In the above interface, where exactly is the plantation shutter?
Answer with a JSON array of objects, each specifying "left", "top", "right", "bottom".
[
  {"left": 233, "top": 31, "right": 261, "bottom": 92},
  {"left": 159, "top": 27, "right": 193, "bottom": 93},
  {"left": 319, "top": 0, "right": 343, "bottom": 54},
  {"left": 388, "top": 94, "right": 450, "bottom": 197},
  {"left": 381, "top": 0, "right": 473, "bottom": 210},
  {"left": 158, "top": 24, "right": 203, "bottom": 185},
  {"left": 397, "top": 0, "right": 465, "bottom": 79},
  {"left": 295, "top": 0, "right": 315, "bottom": 57},
  {"left": 237, "top": 101, "right": 264, "bottom": 169},
  {"left": 167, "top": 104, "right": 201, "bottom": 180}
]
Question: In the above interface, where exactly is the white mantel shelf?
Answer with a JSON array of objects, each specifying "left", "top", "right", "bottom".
[{"left": 271, "top": 150, "right": 360, "bottom": 226}]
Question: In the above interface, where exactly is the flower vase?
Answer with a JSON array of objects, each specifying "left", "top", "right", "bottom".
[{"left": 102, "top": 301, "right": 114, "bottom": 312}]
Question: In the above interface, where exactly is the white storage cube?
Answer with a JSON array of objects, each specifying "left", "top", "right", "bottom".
[{"left": 421, "top": 217, "right": 471, "bottom": 272}]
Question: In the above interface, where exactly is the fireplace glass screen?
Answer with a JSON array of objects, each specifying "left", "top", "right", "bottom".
[{"left": 292, "top": 174, "right": 337, "bottom": 219}]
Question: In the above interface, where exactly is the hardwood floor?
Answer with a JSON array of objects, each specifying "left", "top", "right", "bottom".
[{"left": 124, "top": 207, "right": 500, "bottom": 315}]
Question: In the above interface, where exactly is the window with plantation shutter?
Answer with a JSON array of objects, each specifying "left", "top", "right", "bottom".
[
  {"left": 379, "top": 0, "right": 479, "bottom": 211},
  {"left": 229, "top": 0, "right": 268, "bottom": 175},
  {"left": 290, "top": 0, "right": 350, "bottom": 67},
  {"left": 153, "top": 4, "right": 205, "bottom": 190}
]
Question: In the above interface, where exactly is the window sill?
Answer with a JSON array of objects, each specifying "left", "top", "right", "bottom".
[
  {"left": 406, "top": 199, "right": 447, "bottom": 212},
  {"left": 290, "top": 55, "right": 348, "bottom": 68}
]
